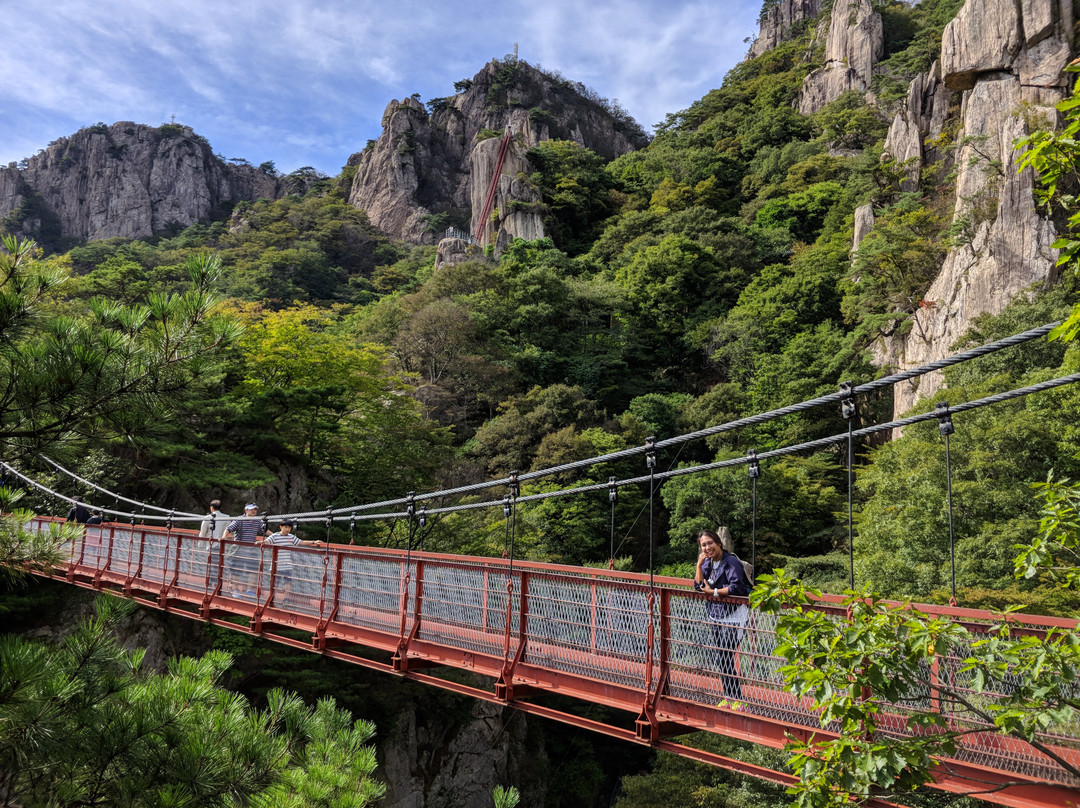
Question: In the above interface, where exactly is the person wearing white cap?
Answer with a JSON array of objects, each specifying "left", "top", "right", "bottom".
[{"left": 224, "top": 503, "right": 264, "bottom": 597}]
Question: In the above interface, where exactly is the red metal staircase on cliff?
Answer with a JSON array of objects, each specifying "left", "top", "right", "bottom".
[{"left": 473, "top": 129, "right": 514, "bottom": 246}]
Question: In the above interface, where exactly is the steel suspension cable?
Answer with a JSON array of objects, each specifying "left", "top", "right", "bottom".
[
  {"left": 0, "top": 462, "right": 199, "bottom": 524},
  {"left": 269, "top": 322, "right": 1061, "bottom": 521},
  {"left": 39, "top": 455, "right": 198, "bottom": 517},
  {"left": 936, "top": 402, "right": 958, "bottom": 603},
  {"left": 324, "top": 372, "right": 1080, "bottom": 524}
]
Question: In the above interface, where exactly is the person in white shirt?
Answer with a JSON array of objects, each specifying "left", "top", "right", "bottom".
[
  {"left": 198, "top": 500, "right": 231, "bottom": 539},
  {"left": 258, "top": 519, "right": 323, "bottom": 604}
]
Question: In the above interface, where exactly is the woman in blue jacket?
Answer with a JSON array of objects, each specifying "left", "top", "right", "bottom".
[{"left": 693, "top": 528, "right": 752, "bottom": 705}]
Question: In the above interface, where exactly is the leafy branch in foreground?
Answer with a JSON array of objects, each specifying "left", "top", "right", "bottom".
[
  {"left": 753, "top": 476, "right": 1080, "bottom": 807},
  {"left": 0, "top": 236, "right": 241, "bottom": 456},
  {"left": 1015, "top": 474, "right": 1080, "bottom": 590},
  {"left": 1015, "top": 66, "right": 1080, "bottom": 342},
  {"left": 0, "top": 485, "right": 78, "bottom": 584}
]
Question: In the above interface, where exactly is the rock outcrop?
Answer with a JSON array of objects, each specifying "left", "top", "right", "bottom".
[
  {"left": 879, "top": 0, "right": 1073, "bottom": 416},
  {"left": 380, "top": 698, "right": 546, "bottom": 808},
  {"left": 749, "top": 0, "right": 821, "bottom": 58},
  {"left": 798, "top": 0, "right": 883, "bottom": 113},
  {"left": 0, "top": 122, "right": 282, "bottom": 244},
  {"left": 345, "top": 59, "right": 648, "bottom": 248},
  {"left": 882, "top": 64, "right": 952, "bottom": 191}
]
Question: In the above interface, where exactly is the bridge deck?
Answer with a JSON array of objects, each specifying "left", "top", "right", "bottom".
[{"left": 30, "top": 517, "right": 1080, "bottom": 808}]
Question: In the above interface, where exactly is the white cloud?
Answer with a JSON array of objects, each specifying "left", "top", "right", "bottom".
[{"left": 1, "top": 0, "right": 767, "bottom": 173}]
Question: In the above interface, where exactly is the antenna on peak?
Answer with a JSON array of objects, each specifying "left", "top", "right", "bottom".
[{"left": 513, "top": 42, "right": 518, "bottom": 61}]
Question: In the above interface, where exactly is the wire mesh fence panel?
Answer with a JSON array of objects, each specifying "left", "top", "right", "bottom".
[
  {"left": 79, "top": 526, "right": 109, "bottom": 571},
  {"left": 333, "top": 554, "right": 408, "bottom": 632},
  {"left": 666, "top": 593, "right": 823, "bottom": 726},
  {"left": 185, "top": 540, "right": 221, "bottom": 590},
  {"left": 418, "top": 562, "right": 517, "bottom": 657},
  {"left": 136, "top": 531, "right": 171, "bottom": 585},
  {"left": 523, "top": 576, "right": 652, "bottom": 688}
]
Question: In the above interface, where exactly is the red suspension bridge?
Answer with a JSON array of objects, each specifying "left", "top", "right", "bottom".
[
  {"left": 26, "top": 515, "right": 1080, "bottom": 808},
  {"left": 12, "top": 321, "right": 1080, "bottom": 807}
]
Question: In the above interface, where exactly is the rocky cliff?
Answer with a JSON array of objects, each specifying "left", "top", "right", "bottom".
[
  {"left": 776, "top": 0, "right": 1072, "bottom": 416},
  {"left": 878, "top": 0, "right": 1073, "bottom": 416},
  {"left": 798, "top": 0, "right": 884, "bottom": 114},
  {"left": 344, "top": 58, "right": 649, "bottom": 247},
  {"left": 0, "top": 122, "right": 284, "bottom": 245},
  {"left": 749, "top": 0, "right": 821, "bottom": 58}
]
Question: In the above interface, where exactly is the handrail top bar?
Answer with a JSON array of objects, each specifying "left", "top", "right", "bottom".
[{"left": 31, "top": 515, "right": 1079, "bottom": 632}]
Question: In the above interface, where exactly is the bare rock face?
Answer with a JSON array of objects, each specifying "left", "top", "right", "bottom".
[
  {"left": 0, "top": 122, "right": 281, "bottom": 244},
  {"left": 798, "top": 0, "right": 883, "bottom": 113},
  {"left": 941, "top": 0, "right": 1024, "bottom": 90},
  {"left": 749, "top": 0, "right": 821, "bottom": 58},
  {"left": 433, "top": 235, "right": 489, "bottom": 272},
  {"left": 345, "top": 59, "right": 648, "bottom": 248},
  {"left": 875, "top": 0, "right": 1074, "bottom": 417},
  {"left": 882, "top": 64, "right": 952, "bottom": 191},
  {"left": 379, "top": 699, "right": 546, "bottom": 808},
  {"left": 941, "top": 0, "right": 1072, "bottom": 91},
  {"left": 469, "top": 124, "right": 546, "bottom": 251},
  {"left": 886, "top": 71, "right": 1063, "bottom": 415},
  {"left": 852, "top": 203, "right": 875, "bottom": 253}
]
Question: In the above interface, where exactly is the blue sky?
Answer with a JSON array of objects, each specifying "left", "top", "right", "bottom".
[{"left": 2, "top": 0, "right": 764, "bottom": 176}]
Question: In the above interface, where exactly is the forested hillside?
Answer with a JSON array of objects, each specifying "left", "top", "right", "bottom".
[
  {"left": 5, "top": 0, "right": 1077, "bottom": 609},
  {"left": 3, "top": 2, "right": 1080, "bottom": 804}
]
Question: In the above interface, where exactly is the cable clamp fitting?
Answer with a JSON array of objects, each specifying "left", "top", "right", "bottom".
[
  {"left": 608, "top": 475, "right": 618, "bottom": 503},
  {"left": 645, "top": 436, "right": 657, "bottom": 470},
  {"left": 508, "top": 470, "right": 520, "bottom": 500},
  {"left": 935, "top": 401, "right": 955, "bottom": 436},
  {"left": 418, "top": 506, "right": 427, "bottom": 529},
  {"left": 747, "top": 449, "right": 760, "bottom": 479},
  {"left": 839, "top": 381, "right": 857, "bottom": 420},
  {"left": 503, "top": 494, "right": 512, "bottom": 519},
  {"left": 325, "top": 506, "right": 334, "bottom": 529},
  {"left": 406, "top": 491, "right": 416, "bottom": 518}
]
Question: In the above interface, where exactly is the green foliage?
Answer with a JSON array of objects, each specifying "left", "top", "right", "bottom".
[
  {"left": 754, "top": 495, "right": 1080, "bottom": 806},
  {"left": 0, "top": 238, "right": 239, "bottom": 457},
  {"left": 1016, "top": 475, "right": 1080, "bottom": 589},
  {"left": 844, "top": 193, "right": 948, "bottom": 323},
  {"left": 0, "top": 486, "right": 79, "bottom": 584},
  {"left": 1016, "top": 68, "right": 1080, "bottom": 342},
  {"left": 870, "top": 0, "right": 965, "bottom": 104},
  {"left": 0, "top": 596, "right": 385, "bottom": 808},
  {"left": 811, "top": 91, "right": 889, "bottom": 150},
  {"left": 855, "top": 292, "right": 1080, "bottom": 599},
  {"left": 493, "top": 785, "right": 520, "bottom": 808},
  {"left": 527, "top": 140, "right": 615, "bottom": 255}
]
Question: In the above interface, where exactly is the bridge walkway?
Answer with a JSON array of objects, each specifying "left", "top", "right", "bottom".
[{"left": 30, "top": 516, "right": 1080, "bottom": 808}]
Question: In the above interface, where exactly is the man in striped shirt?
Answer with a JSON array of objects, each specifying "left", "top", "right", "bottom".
[{"left": 224, "top": 503, "right": 264, "bottom": 597}]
